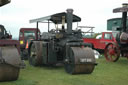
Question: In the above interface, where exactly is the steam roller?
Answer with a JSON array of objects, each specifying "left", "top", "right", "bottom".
[
  {"left": 0, "top": 0, "right": 23, "bottom": 81},
  {"left": 0, "top": 25, "right": 23, "bottom": 81},
  {"left": 28, "top": 41, "right": 96, "bottom": 74},
  {"left": 28, "top": 9, "right": 97, "bottom": 74}
]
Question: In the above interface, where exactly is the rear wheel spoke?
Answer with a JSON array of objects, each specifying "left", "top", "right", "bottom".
[{"left": 105, "top": 43, "right": 120, "bottom": 62}]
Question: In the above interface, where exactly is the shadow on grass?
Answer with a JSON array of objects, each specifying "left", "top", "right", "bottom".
[
  {"left": 116, "top": 58, "right": 128, "bottom": 65},
  {"left": 0, "top": 79, "right": 38, "bottom": 85},
  {"left": 14, "top": 79, "right": 38, "bottom": 85},
  {"left": 33, "top": 63, "right": 64, "bottom": 70}
]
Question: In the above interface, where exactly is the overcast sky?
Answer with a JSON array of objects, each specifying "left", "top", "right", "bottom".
[{"left": 0, "top": 0, "right": 128, "bottom": 38}]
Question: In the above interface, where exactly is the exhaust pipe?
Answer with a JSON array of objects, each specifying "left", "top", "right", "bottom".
[
  {"left": 66, "top": 9, "right": 73, "bottom": 34},
  {"left": 122, "top": 3, "right": 128, "bottom": 32}
]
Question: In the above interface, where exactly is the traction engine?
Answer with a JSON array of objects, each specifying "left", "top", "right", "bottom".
[{"left": 105, "top": 3, "right": 128, "bottom": 62}]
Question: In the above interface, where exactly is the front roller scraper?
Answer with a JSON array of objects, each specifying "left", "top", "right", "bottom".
[
  {"left": 64, "top": 47, "right": 97, "bottom": 74},
  {"left": 0, "top": 46, "right": 22, "bottom": 81}
]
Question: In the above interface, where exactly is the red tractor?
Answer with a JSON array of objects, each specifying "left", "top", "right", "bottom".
[
  {"left": 19, "top": 28, "right": 40, "bottom": 60},
  {"left": 104, "top": 3, "right": 128, "bottom": 62}
]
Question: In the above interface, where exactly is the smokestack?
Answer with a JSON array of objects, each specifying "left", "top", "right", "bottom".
[
  {"left": 122, "top": 3, "right": 128, "bottom": 32},
  {"left": 66, "top": 9, "right": 73, "bottom": 34}
]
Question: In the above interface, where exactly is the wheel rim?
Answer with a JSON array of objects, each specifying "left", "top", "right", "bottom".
[{"left": 105, "top": 43, "right": 120, "bottom": 62}]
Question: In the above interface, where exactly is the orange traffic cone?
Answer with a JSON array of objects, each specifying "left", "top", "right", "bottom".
[{"left": 26, "top": 41, "right": 28, "bottom": 49}]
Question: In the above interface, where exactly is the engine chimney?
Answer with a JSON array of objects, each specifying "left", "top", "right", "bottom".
[
  {"left": 66, "top": 9, "right": 73, "bottom": 34},
  {"left": 122, "top": 3, "right": 128, "bottom": 32}
]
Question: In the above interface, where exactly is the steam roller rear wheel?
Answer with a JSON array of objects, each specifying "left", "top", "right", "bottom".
[
  {"left": 29, "top": 41, "right": 42, "bottom": 66},
  {"left": 104, "top": 43, "right": 120, "bottom": 62},
  {"left": 64, "top": 47, "right": 96, "bottom": 74},
  {"left": 0, "top": 46, "right": 20, "bottom": 81}
]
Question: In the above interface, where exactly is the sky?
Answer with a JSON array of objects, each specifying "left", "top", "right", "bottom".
[{"left": 0, "top": 0, "right": 128, "bottom": 38}]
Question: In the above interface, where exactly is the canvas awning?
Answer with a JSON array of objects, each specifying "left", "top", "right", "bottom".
[
  {"left": 113, "top": 7, "right": 128, "bottom": 13},
  {"left": 30, "top": 12, "right": 81, "bottom": 24}
]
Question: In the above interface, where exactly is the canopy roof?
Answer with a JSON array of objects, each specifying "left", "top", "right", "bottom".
[
  {"left": 113, "top": 7, "right": 128, "bottom": 13},
  {"left": 0, "top": 0, "right": 11, "bottom": 7},
  {"left": 30, "top": 12, "right": 81, "bottom": 24}
]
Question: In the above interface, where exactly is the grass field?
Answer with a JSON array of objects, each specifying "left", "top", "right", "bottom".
[{"left": 0, "top": 57, "right": 128, "bottom": 85}]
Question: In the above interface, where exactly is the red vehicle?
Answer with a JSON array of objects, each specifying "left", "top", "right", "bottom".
[
  {"left": 19, "top": 28, "right": 40, "bottom": 59},
  {"left": 83, "top": 32, "right": 117, "bottom": 50}
]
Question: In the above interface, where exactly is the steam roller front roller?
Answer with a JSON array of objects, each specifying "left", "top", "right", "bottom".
[
  {"left": 64, "top": 47, "right": 97, "bottom": 74},
  {"left": 0, "top": 46, "right": 22, "bottom": 81}
]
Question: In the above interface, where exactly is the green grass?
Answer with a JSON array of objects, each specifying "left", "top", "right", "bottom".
[{"left": 0, "top": 57, "right": 128, "bottom": 85}]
